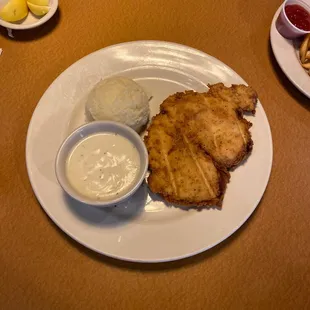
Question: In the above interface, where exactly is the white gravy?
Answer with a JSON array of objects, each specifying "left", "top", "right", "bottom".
[{"left": 66, "top": 133, "right": 140, "bottom": 200}]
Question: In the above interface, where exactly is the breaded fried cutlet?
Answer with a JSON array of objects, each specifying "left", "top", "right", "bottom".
[
  {"left": 145, "top": 113, "right": 229, "bottom": 207},
  {"left": 160, "top": 83, "right": 257, "bottom": 169},
  {"left": 145, "top": 83, "right": 257, "bottom": 207}
]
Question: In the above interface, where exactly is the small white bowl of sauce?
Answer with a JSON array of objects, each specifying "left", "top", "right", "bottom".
[
  {"left": 55, "top": 121, "right": 148, "bottom": 207},
  {"left": 276, "top": 0, "right": 310, "bottom": 39}
]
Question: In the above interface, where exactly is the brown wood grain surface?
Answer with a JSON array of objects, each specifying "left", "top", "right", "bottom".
[{"left": 1, "top": 0, "right": 310, "bottom": 309}]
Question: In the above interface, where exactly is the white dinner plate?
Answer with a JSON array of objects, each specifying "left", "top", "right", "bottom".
[
  {"left": 270, "top": 2, "right": 310, "bottom": 98},
  {"left": 26, "top": 41, "right": 273, "bottom": 263}
]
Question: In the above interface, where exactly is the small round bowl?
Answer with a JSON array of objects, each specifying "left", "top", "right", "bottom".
[
  {"left": 0, "top": 0, "right": 58, "bottom": 30},
  {"left": 276, "top": 0, "right": 310, "bottom": 39},
  {"left": 55, "top": 121, "right": 149, "bottom": 207}
]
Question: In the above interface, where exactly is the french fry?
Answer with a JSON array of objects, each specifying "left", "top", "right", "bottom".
[
  {"left": 299, "top": 34, "right": 310, "bottom": 63},
  {"left": 301, "top": 62, "right": 310, "bottom": 69}
]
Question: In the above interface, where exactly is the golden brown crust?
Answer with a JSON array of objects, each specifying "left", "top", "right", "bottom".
[
  {"left": 206, "top": 83, "right": 258, "bottom": 114},
  {"left": 149, "top": 169, "right": 230, "bottom": 208},
  {"left": 159, "top": 86, "right": 256, "bottom": 169},
  {"left": 145, "top": 83, "right": 257, "bottom": 207},
  {"left": 145, "top": 112, "right": 229, "bottom": 207}
]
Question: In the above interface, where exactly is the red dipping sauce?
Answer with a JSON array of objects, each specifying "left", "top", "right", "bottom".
[{"left": 285, "top": 4, "right": 310, "bottom": 30}]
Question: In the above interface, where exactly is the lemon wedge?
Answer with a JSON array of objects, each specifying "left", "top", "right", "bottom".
[
  {"left": 27, "top": 0, "right": 48, "bottom": 6},
  {"left": 0, "top": 0, "right": 28, "bottom": 22},
  {"left": 27, "top": 1, "right": 49, "bottom": 16}
]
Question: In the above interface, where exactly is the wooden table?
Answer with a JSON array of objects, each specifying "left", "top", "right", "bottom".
[{"left": 1, "top": 0, "right": 309, "bottom": 308}]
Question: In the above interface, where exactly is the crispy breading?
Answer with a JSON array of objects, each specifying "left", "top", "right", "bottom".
[
  {"left": 145, "top": 113, "right": 229, "bottom": 207},
  {"left": 145, "top": 84, "right": 257, "bottom": 207},
  {"left": 160, "top": 84, "right": 257, "bottom": 169},
  {"left": 206, "top": 83, "right": 257, "bottom": 114}
]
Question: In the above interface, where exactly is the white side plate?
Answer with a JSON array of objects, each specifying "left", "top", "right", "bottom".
[
  {"left": 0, "top": 0, "right": 58, "bottom": 30},
  {"left": 270, "top": 2, "right": 310, "bottom": 98},
  {"left": 26, "top": 41, "right": 273, "bottom": 263}
]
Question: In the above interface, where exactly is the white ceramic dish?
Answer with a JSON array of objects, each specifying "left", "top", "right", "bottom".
[
  {"left": 271, "top": 0, "right": 310, "bottom": 98},
  {"left": 26, "top": 41, "right": 273, "bottom": 263},
  {"left": 0, "top": 0, "right": 58, "bottom": 30},
  {"left": 55, "top": 121, "right": 149, "bottom": 207},
  {"left": 276, "top": 0, "right": 310, "bottom": 39}
]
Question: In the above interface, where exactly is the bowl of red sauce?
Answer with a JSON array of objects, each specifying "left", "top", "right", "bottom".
[{"left": 276, "top": 0, "right": 310, "bottom": 39}]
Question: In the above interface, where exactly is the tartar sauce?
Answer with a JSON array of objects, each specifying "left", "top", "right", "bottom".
[{"left": 66, "top": 133, "right": 140, "bottom": 200}]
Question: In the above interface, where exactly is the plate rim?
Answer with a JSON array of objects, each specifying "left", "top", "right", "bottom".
[{"left": 26, "top": 40, "right": 273, "bottom": 263}]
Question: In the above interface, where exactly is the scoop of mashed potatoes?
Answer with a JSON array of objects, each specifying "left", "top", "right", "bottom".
[{"left": 86, "top": 77, "right": 150, "bottom": 133}]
